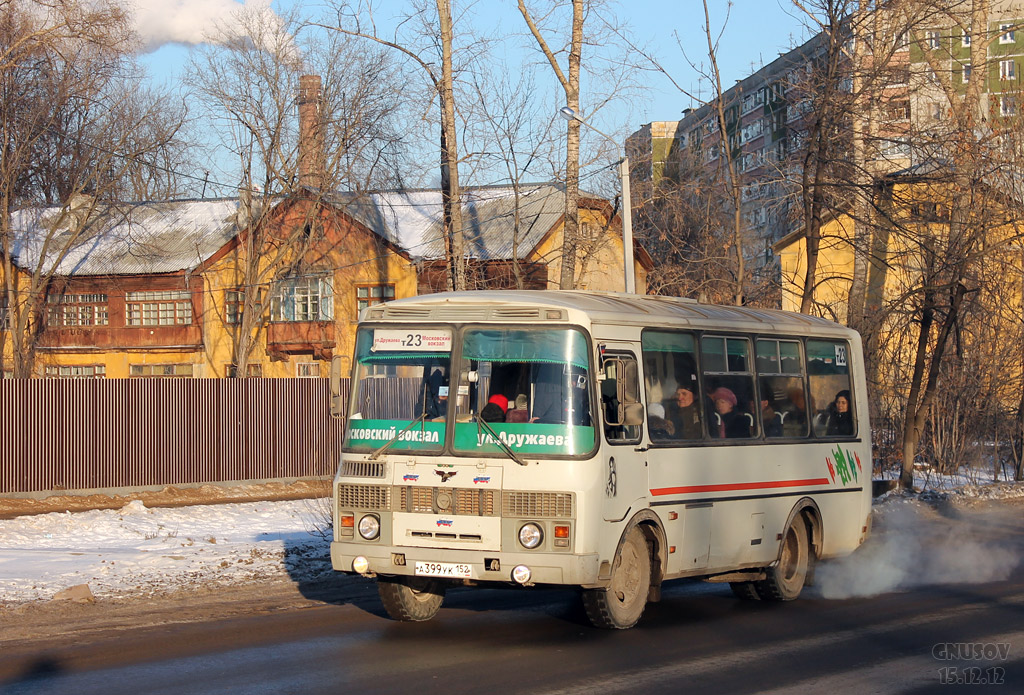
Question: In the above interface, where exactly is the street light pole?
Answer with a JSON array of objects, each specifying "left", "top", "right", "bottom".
[{"left": 558, "top": 107, "right": 635, "bottom": 294}]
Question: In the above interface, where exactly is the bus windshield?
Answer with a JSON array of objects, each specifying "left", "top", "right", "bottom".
[
  {"left": 344, "top": 327, "right": 452, "bottom": 453},
  {"left": 452, "top": 327, "right": 595, "bottom": 458}
]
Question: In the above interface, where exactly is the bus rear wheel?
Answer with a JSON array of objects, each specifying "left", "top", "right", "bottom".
[
  {"left": 755, "top": 515, "right": 809, "bottom": 601},
  {"left": 378, "top": 576, "right": 446, "bottom": 622},
  {"left": 583, "top": 526, "right": 651, "bottom": 629}
]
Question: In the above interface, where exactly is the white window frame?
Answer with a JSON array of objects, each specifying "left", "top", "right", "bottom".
[
  {"left": 1001, "top": 95, "right": 1018, "bottom": 117},
  {"left": 44, "top": 364, "right": 106, "bottom": 379},
  {"left": 962, "top": 32, "right": 971, "bottom": 47},
  {"left": 1000, "top": 24, "right": 1015, "bottom": 44},
  {"left": 46, "top": 293, "right": 109, "bottom": 327},
  {"left": 1000, "top": 59, "right": 1016, "bottom": 80},
  {"left": 271, "top": 275, "right": 333, "bottom": 322},
  {"left": 126, "top": 290, "right": 192, "bottom": 327},
  {"left": 129, "top": 364, "right": 194, "bottom": 378},
  {"left": 926, "top": 30, "right": 941, "bottom": 50},
  {"left": 296, "top": 361, "right": 322, "bottom": 378},
  {"left": 962, "top": 63, "right": 972, "bottom": 83}
]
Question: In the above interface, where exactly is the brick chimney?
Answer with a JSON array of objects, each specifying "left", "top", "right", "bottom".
[{"left": 297, "top": 74, "right": 325, "bottom": 189}]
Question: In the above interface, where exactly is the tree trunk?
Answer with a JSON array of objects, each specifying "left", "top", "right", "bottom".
[{"left": 437, "top": 0, "right": 465, "bottom": 292}]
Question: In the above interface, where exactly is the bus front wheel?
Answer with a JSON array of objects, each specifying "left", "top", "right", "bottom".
[
  {"left": 583, "top": 526, "right": 651, "bottom": 629},
  {"left": 378, "top": 576, "right": 446, "bottom": 621},
  {"left": 755, "top": 515, "right": 809, "bottom": 601}
]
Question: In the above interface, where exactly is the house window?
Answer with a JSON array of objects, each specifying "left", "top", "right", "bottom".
[
  {"left": 1000, "top": 59, "right": 1016, "bottom": 80},
  {"left": 356, "top": 284, "right": 395, "bottom": 313},
  {"left": 126, "top": 290, "right": 192, "bottom": 326},
  {"left": 0, "top": 296, "right": 8, "bottom": 330},
  {"left": 1000, "top": 24, "right": 1015, "bottom": 44},
  {"left": 46, "top": 294, "right": 109, "bottom": 327},
  {"left": 884, "top": 100, "right": 911, "bottom": 121},
  {"left": 930, "top": 102, "right": 946, "bottom": 121},
  {"left": 296, "top": 362, "right": 321, "bottom": 378},
  {"left": 271, "top": 275, "right": 333, "bottom": 322},
  {"left": 962, "top": 32, "right": 971, "bottom": 47},
  {"left": 1001, "top": 96, "right": 1018, "bottom": 117},
  {"left": 44, "top": 364, "right": 106, "bottom": 379},
  {"left": 225, "top": 289, "right": 263, "bottom": 325},
  {"left": 225, "top": 363, "right": 263, "bottom": 378},
  {"left": 962, "top": 63, "right": 972, "bottom": 83},
  {"left": 925, "top": 30, "right": 941, "bottom": 50},
  {"left": 129, "top": 364, "right": 194, "bottom": 377},
  {"left": 895, "top": 31, "right": 909, "bottom": 50}
]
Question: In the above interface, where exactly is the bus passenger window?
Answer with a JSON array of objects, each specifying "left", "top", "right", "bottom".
[
  {"left": 642, "top": 330, "right": 703, "bottom": 442},
  {"left": 807, "top": 339, "right": 855, "bottom": 437},
  {"left": 701, "top": 336, "right": 756, "bottom": 439},
  {"left": 756, "top": 339, "right": 807, "bottom": 438}
]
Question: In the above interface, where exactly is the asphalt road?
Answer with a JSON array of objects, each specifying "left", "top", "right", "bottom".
[{"left": 2, "top": 499, "right": 1022, "bottom": 695}]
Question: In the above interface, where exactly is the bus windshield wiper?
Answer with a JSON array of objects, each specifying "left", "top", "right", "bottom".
[
  {"left": 474, "top": 415, "right": 528, "bottom": 466},
  {"left": 369, "top": 412, "right": 429, "bottom": 460}
]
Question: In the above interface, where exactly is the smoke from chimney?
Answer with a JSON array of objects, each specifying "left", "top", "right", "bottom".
[{"left": 297, "top": 74, "right": 325, "bottom": 189}]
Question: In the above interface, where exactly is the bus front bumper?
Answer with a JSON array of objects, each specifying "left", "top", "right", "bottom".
[{"left": 331, "top": 541, "right": 602, "bottom": 586}]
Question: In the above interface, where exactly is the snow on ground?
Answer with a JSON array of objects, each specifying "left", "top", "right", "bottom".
[
  {"left": 1, "top": 475, "right": 1021, "bottom": 607},
  {"left": 0, "top": 499, "right": 334, "bottom": 606}
]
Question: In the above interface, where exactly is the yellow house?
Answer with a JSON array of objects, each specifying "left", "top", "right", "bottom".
[
  {"left": 7, "top": 185, "right": 645, "bottom": 378},
  {"left": 774, "top": 174, "right": 1024, "bottom": 407}
]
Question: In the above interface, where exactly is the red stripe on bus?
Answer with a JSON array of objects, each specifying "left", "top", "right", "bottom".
[{"left": 650, "top": 478, "right": 831, "bottom": 496}]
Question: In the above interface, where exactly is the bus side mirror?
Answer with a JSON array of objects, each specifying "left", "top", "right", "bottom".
[{"left": 329, "top": 355, "right": 345, "bottom": 418}]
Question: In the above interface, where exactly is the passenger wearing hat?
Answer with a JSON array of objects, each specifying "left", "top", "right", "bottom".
[
  {"left": 647, "top": 402, "right": 675, "bottom": 440},
  {"left": 480, "top": 394, "right": 509, "bottom": 423},
  {"left": 666, "top": 385, "right": 702, "bottom": 439},
  {"left": 710, "top": 386, "right": 749, "bottom": 438}
]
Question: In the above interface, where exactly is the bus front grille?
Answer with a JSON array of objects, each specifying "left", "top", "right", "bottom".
[
  {"left": 502, "top": 491, "right": 574, "bottom": 518},
  {"left": 396, "top": 486, "right": 498, "bottom": 516},
  {"left": 340, "top": 461, "right": 386, "bottom": 478},
  {"left": 336, "top": 484, "right": 391, "bottom": 510}
]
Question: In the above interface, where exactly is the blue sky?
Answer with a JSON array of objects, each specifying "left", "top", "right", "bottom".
[{"left": 135, "top": 0, "right": 810, "bottom": 189}]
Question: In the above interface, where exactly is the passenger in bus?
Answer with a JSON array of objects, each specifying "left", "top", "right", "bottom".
[
  {"left": 417, "top": 368, "right": 449, "bottom": 420},
  {"left": 505, "top": 393, "right": 531, "bottom": 423},
  {"left": 825, "top": 390, "right": 854, "bottom": 436},
  {"left": 760, "top": 385, "right": 784, "bottom": 437},
  {"left": 710, "top": 387, "right": 749, "bottom": 438},
  {"left": 647, "top": 403, "right": 675, "bottom": 440},
  {"left": 782, "top": 387, "right": 809, "bottom": 436},
  {"left": 666, "top": 386, "right": 702, "bottom": 439},
  {"left": 480, "top": 394, "right": 509, "bottom": 423}
]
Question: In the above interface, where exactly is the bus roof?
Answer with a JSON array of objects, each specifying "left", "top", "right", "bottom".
[{"left": 362, "top": 290, "right": 855, "bottom": 338}]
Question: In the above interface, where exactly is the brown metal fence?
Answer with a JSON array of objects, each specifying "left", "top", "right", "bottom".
[{"left": 0, "top": 378, "right": 359, "bottom": 495}]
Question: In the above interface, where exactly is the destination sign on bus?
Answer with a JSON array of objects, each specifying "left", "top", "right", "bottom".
[{"left": 372, "top": 329, "right": 452, "bottom": 352}]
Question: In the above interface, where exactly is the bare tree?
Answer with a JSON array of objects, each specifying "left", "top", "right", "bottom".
[
  {"left": 187, "top": 5, "right": 407, "bottom": 376},
  {"left": 0, "top": 0, "right": 187, "bottom": 378}
]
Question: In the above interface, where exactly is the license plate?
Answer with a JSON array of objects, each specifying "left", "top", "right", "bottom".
[{"left": 414, "top": 561, "right": 472, "bottom": 578}]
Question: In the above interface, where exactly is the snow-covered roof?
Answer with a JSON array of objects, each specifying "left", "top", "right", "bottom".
[
  {"left": 330, "top": 184, "right": 596, "bottom": 262},
  {"left": 8, "top": 184, "right": 605, "bottom": 276},
  {"left": 9, "top": 199, "right": 243, "bottom": 276}
]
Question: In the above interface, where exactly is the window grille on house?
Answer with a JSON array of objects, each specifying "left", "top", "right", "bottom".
[
  {"left": 126, "top": 290, "right": 192, "bottom": 326},
  {"left": 225, "top": 289, "right": 263, "bottom": 325},
  {"left": 44, "top": 364, "right": 106, "bottom": 378},
  {"left": 271, "top": 276, "right": 333, "bottom": 322},
  {"left": 46, "top": 294, "right": 109, "bottom": 327},
  {"left": 296, "top": 362, "right": 321, "bottom": 378},
  {"left": 129, "top": 363, "right": 194, "bottom": 377},
  {"left": 225, "top": 363, "right": 263, "bottom": 378},
  {"left": 356, "top": 284, "right": 395, "bottom": 313}
]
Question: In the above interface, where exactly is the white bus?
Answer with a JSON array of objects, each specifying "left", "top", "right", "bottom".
[{"left": 330, "top": 291, "right": 872, "bottom": 629}]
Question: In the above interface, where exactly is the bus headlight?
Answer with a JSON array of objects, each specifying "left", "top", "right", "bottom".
[
  {"left": 518, "top": 523, "right": 543, "bottom": 549},
  {"left": 358, "top": 514, "right": 380, "bottom": 540}
]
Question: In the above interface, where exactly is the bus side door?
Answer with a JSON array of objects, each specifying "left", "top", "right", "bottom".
[{"left": 599, "top": 349, "right": 648, "bottom": 523}]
